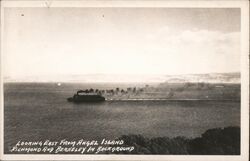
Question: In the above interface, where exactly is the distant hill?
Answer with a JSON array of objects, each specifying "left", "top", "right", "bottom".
[{"left": 163, "top": 73, "right": 240, "bottom": 84}]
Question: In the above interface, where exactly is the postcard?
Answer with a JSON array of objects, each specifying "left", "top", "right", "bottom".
[{"left": 0, "top": 0, "right": 249, "bottom": 160}]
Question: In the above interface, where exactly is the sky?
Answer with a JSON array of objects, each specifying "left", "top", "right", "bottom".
[{"left": 3, "top": 8, "right": 241, "bottom": 81}]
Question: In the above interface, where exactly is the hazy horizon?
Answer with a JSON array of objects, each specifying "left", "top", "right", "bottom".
[{"left": 3, "top": 72, "right": 240, "bottom": 83}]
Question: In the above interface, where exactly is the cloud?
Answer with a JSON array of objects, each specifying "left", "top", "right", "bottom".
[
  {"left": 144, "top": 27, "right": 240, "bottom": 57},
  {"left": 140, "top": 28, "right": 240, "bottom": 74}
]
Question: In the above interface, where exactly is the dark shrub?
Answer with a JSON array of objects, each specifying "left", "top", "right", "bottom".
[
  {"left": 113, "top": 126, "right": 240, "bottom": 155},
  {"left": 188, "top": 126, "right": 240, "bottom": 155}
]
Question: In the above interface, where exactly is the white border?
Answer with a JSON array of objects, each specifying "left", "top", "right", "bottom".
[{"left": 0, "top": 0, "right": 249, "bottom": 161}]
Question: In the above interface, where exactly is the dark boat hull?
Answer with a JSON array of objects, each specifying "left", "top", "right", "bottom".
[{"left": 67, "top": 95, "right": 105, "bottom": 103}]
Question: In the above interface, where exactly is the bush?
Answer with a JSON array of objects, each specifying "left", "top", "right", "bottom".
[
  {"left": 188, "top": 126, "right": 240, "bottom": 155},
  {"left": 114, "top": 126, "right": 240, "bottom": 155}
]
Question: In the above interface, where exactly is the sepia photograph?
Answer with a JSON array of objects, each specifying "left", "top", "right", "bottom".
[{"left": 0, "top": 0, "right": 249, "bottom": 160}]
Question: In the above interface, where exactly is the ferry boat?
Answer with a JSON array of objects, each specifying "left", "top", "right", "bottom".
[{"left": 67, "top": 90, "right": 105, "bottom": 103}]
